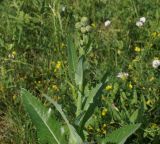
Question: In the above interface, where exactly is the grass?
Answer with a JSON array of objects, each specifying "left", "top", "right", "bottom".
[{"left": 0, "top": 0, "right": 160, "bottom": 143}]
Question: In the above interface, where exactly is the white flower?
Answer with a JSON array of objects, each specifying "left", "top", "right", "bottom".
[
  {"left": 152, "top": 59, "right": 160, "bottom": 69},
  {"left": 104, "top": 20, "right": 111, "bottom": 27},
  {"left": 140, "top": 17, "right": 146, "bottom": 23},
  {"left": 136, "top": 17, "right": 146, "bottom": 27},
  {"left": 136, "top": 21, "right": 143, "bottom": 27},
  {"left": 61, "top": 6, "right": 66, "bottom": 12},
  {"left": 61, "top": 127, "right": 65, "bottom": 134},
  {"left": 117, "top": 72, "right": 129, "bottom": 79}
]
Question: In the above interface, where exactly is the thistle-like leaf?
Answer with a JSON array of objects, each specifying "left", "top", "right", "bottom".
[
  {"left": 43, "top": 94, "right": 83, "bottom": 144},
  {"left": 21, "top": 88, "right": 66, "bottom": 144},
  {"left": 100, "top": 123, "right": 141, "bottom": 144}
]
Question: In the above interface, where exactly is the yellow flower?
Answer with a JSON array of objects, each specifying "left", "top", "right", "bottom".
[
  {"left": 102, "top": 124, "right": 107, "bottom": 129},
  {"left": 117, "top": 50, "right": 121, "bottom": 55},
  {"left": 87, "top": 125, "right": 94, "bottom": 132},
  {"left": 12, "top": 51, "right": 17, "bottom": 56},
  {"left": 105, "top": 85, "right": 112, "bottom": 91},
  {"left": 101, "top": 108, "right": 108, "bottom": 116},
  {"left": 13, "top": 95, "right": 17, "bottom": 101},
  {"left": 61, "top": 43, "right": 65, "bottom": 48},
  {"left": 150, "top": 123, "right": 158, "bottom": 129},
  {"left": 55, "top": 61, "right": 61, "bottom": 70},
  {"left": 91, "top": 23, "right": 96, "bottom": 28},
  {"left": 53, "top": 96, "right": 61, "bottom": 101},
  {"left": 149, "top": 77, "right": 155, "bottom": 82},
  {"left": 134, "top": 47, "right": 141, "bottom": 52},
  {"left": 151, "top": 32, "right": 157, "bottom": 38},
  {"left": 146, "top": 99, "right": 152, "bottom": 105},
  {"left": 52, "top": 84, "right": 59, "bottom": 91},
  {"left": 101, "top": 129, "right": 107, "bottom": 135},
  {"left": 97, "top": 128, "right": 100, "bottom": 133},
  {"left": 128, "top": 83, "right": 133, "bottom": 89}
]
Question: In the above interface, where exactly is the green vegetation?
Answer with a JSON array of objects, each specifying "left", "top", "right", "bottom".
[{"left": 0, "top": 0, "right": 160, "bottom": 143}]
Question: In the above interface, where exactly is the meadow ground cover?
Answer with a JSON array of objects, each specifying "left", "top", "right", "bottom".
[{"left": 0, "top": 0, "right": 160, "bottom": 143}]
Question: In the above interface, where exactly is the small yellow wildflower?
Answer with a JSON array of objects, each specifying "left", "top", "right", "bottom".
[
  {"left": 151, "top": 32, "right": 157, "bottom": 38},
  {"left": 102, "top": 124, "right": 107, "bottom": 129},
  {"left": 53, "top": 96, "right": 61, "bottom": 101},
  {"left": 61, "top": 43, "right": 65, "bottom": 48},
  {"left": 91, "top": 23, "right": 96, "bottom": 28},
  {"left": 101, "top": 129, "right": 107, "bottom": 135},
  {"left": 13, "top": 95, "right": 17, "bottom": 101},
  {"left": 134, "top": 47, "right": 141, "bottom": 52},
  {"left": 146, "top": 99, "right": 152, "bottom": 105},
  {"left": 128, "top": 83, "right": 133, "bottom": 89},
  {"left": 151, "top": 123, "right": 158, "bottom": 129},
  {"left": 97, "top": 128, "right": 101, "bottom": 133},
  {"left": 55, "top": 61, "right": 61, "bottom": 70},
  {"left": 149, "top": 77, "right": 155, "bottom": 82},
  {"left": 87, "top": 125, "right": 94, "bottom": 132},
  {"left": 52, "top": 84, "right": 59, "bottom": 91},
  {"left": 117, "top": 50, "right": 121, "bottom": 55},
  {"left": 12, "top": 51, "right": 17, "bottom": 56},
  {"left": 101, "top": 108, "right": 108, "bottom": 116},
  {"left": 105, "top": 85, "right": 112, "bottom": 91}
]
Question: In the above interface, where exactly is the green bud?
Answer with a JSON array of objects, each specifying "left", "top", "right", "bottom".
[
  {"left": 81, "top": 17, "right": 89, "bottom": 27},
  {"left": 80, "top": 27, "right": 87, "bottom": 33},
  {"left": 75, "top": 22, "right": 82, "bottom": 29},
  {"left": 86, "top": 25, "right": 92, "bottom": 32}
]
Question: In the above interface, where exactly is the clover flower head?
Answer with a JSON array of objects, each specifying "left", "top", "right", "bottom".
[
  {"left": 136, "top": 17, "right": 146, "bottom": 27},
  {"left": 152, "top": 59, "right": 160, "bottom": 69},
  {"left": 61, "top": 6, "right": 66, "bottom": 12},
  {"left": 104, "top": 20, "right": 111, "bottom": 27},
  {"left": 117, "top": 72, "right": 129, "bottom": 80},
  {"left": 140, "top": 17, "right": 146, "bottom": 23},
  {"left": 136, "top": 21, "right": 143, "bottom": 27}
]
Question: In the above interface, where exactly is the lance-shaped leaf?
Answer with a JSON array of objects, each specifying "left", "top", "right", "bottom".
[
  {"left": 44, "top": 94, "right": 83, "bottom": 144},
  {"left": 75, "top": 56, "right": 84, "bottom": 87},
  {"left": 76, "top": 72, "right": 109, "bottom": 128},
  {"left": 21, "top": 88, "right": 66, "bottom": 144},
  {"left": 67, "top": 36, "right": 78, "bottom": 81},
  {"left": 75, "top": 56, "right": 84, "bottom": 116},
  {"left": 100, "top": 124, "right": 141, "bottom": 144}
]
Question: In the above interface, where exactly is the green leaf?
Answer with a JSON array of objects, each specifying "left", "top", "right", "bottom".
[
  {"left": 75, "top": 56, "right": 84, "bottom": 116},
  {"left": 100, "top": 124, "right": 141, "bottom": 144},
  {"left": 21, "top": 88, "right": 66, "bottom": 144},
  {"left": 75, "top": 56, "right": 84, "bottom": 87},
  {"left": 83, "top": 83, "right": 101, "bottom": 111},
  {"left": 80, "top": 82, "right": 106, "bottom": 128},
  {"left": 130, "top": 109, "right": 139, "bottom": 123},
  {"left": 43, "top": 94, "right": 83, "bottom": 144},
  {"left": 67, "top": 36, "right": 78, "bottom": 81}
]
